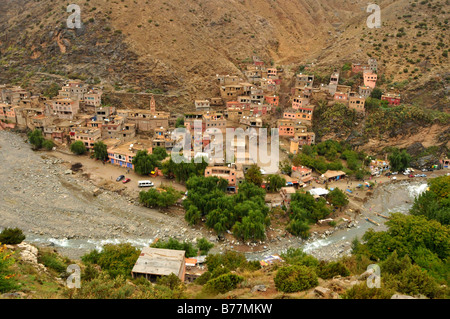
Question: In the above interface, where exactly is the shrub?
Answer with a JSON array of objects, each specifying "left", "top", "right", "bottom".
[
  {"left": 274, "top": 265, "right": 318, "bottom": 293},
  {"left": 38, "top": 250, "right": 68, "bottom": 274},
  {"left": 196, "top": 237, "right": 214, "bottom": 255},
  {"left": 317, "top": 261, "right": 351, "bottom": 279},
  {"left": 203, "top": 273, "right": 244, "bottom": 294},
  {"left": 0, "top": 245, "right": 18, "bottom": 293},
  {"left": 70, "top": 140, "right": 87, "bottom": 155},
  {"left": 342, "top": 282, "right": 395, "bottom": 299},
  {"left": 150, "top": 238, "right": 197, "bottom": 258},
  {"left": 81, "top": 243, "right": 140, "bottom": 279},
  {"left": 42, "top": 139, "right": 55, "bottom": 150},
  {"left": 0, "top": 228, "right": 26, "bottom": 245}
]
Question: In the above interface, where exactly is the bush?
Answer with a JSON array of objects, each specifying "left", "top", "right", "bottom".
[
  {"left": 317, "top": 261, "right": 350, "bottom": 279},
  {"left": 196, "top": 237, "right": 214, "bottom": 255},
  {"left": 342, "top": 282, "right": 395, "bottom": 299},
  {"left": 70, "top": 140, "right": 87, "bottom": 155},
  {"left": 203, "top": 273, "right": 244, "bottom": 294},
  {"left": 205, "top": 251, "right": 248, "bottom": 273},
  {"left": 0, "top": 245, "right": 18, "bottom": 293},
  {"left": 81, "top": 243, "right": 140, "bottom": 279},
  {"left": 150, "top": 238, "right": 197, "bottom": 258},
  {"left": 38, "top": 250, "right": 70, "bottom": 274},
  {"left": 42, "top": 139, "right": 55, "bottom": 150},
  {"left": 274, "top": 265, "right": 318, "bottom": 293},
  {"left": 0, "top": 228, "right": 26, "bottom": 245}
]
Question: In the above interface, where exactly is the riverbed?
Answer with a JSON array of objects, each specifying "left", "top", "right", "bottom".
[{"left": 0, "top": 130, "right": 438, "bottom": 261}]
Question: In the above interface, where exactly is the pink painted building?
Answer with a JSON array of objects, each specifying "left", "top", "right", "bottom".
[{"left": 363, "top": 72, "right": 377, "bottom": 89}]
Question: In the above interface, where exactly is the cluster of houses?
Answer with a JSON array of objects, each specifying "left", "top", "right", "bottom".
[{"left": 0, "top": 56, "right": 405, "bottom": 196}]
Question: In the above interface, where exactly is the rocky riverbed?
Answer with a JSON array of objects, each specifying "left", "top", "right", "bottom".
[{"left": 0, "top": 130, "right": 436, "bottom": 261}]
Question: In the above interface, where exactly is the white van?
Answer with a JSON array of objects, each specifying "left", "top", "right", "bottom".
[{"left": 138, "top": 180, "right": 154, "bottom": 188}]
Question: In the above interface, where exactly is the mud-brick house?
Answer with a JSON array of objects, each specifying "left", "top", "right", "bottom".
[
  {"left": 72, "top": 127, "right": 101, "bottom": 150},
  {"left": 195, "top": 100, "right": 210, "bottom": 111},
  {"left": 51, "top": 99, "right": 80, "bottom": 120},
  {"left": 358, "top": 86, "right": 372, "bottom": 98},
  {"left": 348, "top": 96, "right": 366, "bottom": 114},
  {"left": 295, "top": 73, "right": 314, "bottom": 88},
  {"left": 0, "top": 103, "right": 17, "bottom": 123}
]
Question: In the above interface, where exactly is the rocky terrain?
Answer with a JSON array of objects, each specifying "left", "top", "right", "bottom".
[
  {"left": 1, "top": 0, "right": 448, "bottom": 109},
  {"left": 0, "top": 130, "right": 212, "bottom": 258}
]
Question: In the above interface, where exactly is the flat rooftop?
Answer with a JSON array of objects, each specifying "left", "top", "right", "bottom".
[{"left": 131, "top": 247, "right": 185, "bottom": 277}]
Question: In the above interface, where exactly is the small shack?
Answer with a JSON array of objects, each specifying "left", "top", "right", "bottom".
[
  {"left": 320, "top": 170, "right": 346, "bottom": 183},
  {"left": 131, "top": 247, "right": 186, "bottom": 282}
]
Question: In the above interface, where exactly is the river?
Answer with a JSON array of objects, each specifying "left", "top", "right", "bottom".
[{"left": 18, "top": 179, "right": 429, "bottom": 262}]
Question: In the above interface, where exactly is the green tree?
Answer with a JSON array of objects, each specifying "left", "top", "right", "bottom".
[
  {"left": 93, "top": 141, "right": 108, "bottom": 161},
  {"left": 139, "top": 186, "right": 181, "bottom": 208},
  {"left": 150, "top": 238, "right": 197, "bottom": 258},
  {"left": 175, "top": 117, "right": 185, "bottom": 128},
  {"left": 245, "top": 164, "right": 263, "bottom": 187},
  {"left": 203, "top": 273, "right": 244, "bottom": 294},
  {"left": 42, "top": 83, "right": 61, "bottom": 98},
  {"left": 152, "top": 147, "right": 168, "bottom": 161},
  {"left": 327, "top": 188, "right": 349, "bottom": 210},
  {"left": 42, "top": 139, "right": 55, "bottom": 151},
  {"left": 370, "top": 88, "right": 383, "bottom": 99},
  {"left": 28, "top": 129, "right": 45, "bottom": 149},
  {"left": 388, "top": 148, "right": 411, "bottom": 172},
  {"left": 0, "top": 228, "right": 25, "bottom": 245},
  {"left": 266, "top": 174, "right": 286, "bottom": 192},
  {"left": 280, "top": 160, "right": 292, "bottom": 176},
  {"left": 70, "top": 140, "right": 87, "bottom": 155},
  {"left": 132, "top": 150, "right": 160, "bottom": 175},
  {"left": 196, "top": 238, "right": 214, "bottom": 255},
  {"left": 274, "top": 265, "right": 318, "bottom": 293}
]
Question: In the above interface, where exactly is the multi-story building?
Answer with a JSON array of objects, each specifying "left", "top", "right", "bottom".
[
  {"left": 295, "top": 73, "right": 314, "bottom": 88},
  {"left": 51, "top": 99, "right": 80, "bottom": 120},
  {"left": 349, "top": 96, "right": 366, "bottom": 113},
  {"left": 195, "top": 100, "right": 210, "bottom": 111},
  {"left": 363, "top": 71, "right": 377, "bottom": 89},
  {"left": 58, "top": 80, "right": 88, "bottom": 101},
  {"left": 72, "top": 127, "right": 102, "bottom": 149},
  {"left": 107, "top": 139, "right": 153, "bottom": 169},
  {"left": 359, "top": 86, "right": 372, "bottom": 98},
  {"left": 204, "top": 166, "right": 238, "bottom": 192},
  {"left": 84, "top": 89, "right": 103, "bottom": 107}
]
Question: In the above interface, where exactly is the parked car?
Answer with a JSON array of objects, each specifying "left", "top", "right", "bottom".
[
  {"left": 408, "top": 174, "right": 415, "bottom": 178},
  {"left": 391, "top": 172, "right": 398, "bottom": 175},
  {"left": 123, "top": 178, "right": 131, "bottom": 183},
  {"left": 385, "top": 172, "right": 392, "bottom": 176},
  {"left": 417, "top": 174, "right": 427, "bottom": 178},
  {"left": 138, "top": 180, "right": 154, "bottom": 188},
  {"left": 116, "top": 175, "right": 125, "bottom": 182}
]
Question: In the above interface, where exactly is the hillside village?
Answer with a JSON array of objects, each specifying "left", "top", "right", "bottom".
[{"left": 1, "top": 53, "right": 450, "bottom": 301}]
